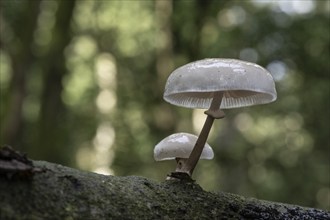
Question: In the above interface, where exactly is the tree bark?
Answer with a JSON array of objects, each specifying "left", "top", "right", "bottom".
[{"left": 0, "top": 146, "right": 329, "bottom": 220}]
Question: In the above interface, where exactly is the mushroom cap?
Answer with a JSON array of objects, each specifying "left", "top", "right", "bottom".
[
  {"left": 154, "top": 132, "right": 214, "bottom": 161},
  {"left": 164, "top": 58, "right": 277, "bottom": 109}
]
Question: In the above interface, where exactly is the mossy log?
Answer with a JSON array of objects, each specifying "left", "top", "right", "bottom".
[{"left": 0, "top": 146, "right": 329, "bottom": 220}]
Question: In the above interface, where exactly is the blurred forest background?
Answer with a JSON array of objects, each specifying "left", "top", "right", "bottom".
[{"left": 0, "top": 0, "right": 329, "bottom": 210}]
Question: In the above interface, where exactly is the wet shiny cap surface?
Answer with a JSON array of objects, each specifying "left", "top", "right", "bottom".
[
  {"left": 164, "top": 58, "right": 277, "bottom": 109},
  {"left": 154, "top": 133, "right": 214, "bottom": 161}
]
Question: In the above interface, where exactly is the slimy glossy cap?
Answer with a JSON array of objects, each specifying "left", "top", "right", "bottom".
[
  {"left": 164, "top": 58, "right": 277, "bottom": 109},
  {"left": 154, "top": 132, "right": 214, "bottom": 161}
]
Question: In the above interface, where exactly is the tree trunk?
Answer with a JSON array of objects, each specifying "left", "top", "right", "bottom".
[
  {"left": 0, "top": 0, "right": 41, "bottom": 149},
  {"left": 0, "top": 146, "right": 329, "bottom": 220},
  {"left": 37, "top": 0, "right": 76, "bottom": 166}
]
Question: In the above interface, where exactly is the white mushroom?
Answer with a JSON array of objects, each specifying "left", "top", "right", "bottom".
[
  {"left": 154, "top": 132, "right": 213, "bottom": 173},
  {"left": 154, "top": 132, "right": 214, "bottom": 161},
  {"left": 163, "top": 58, "right": 277, "bottom": 177},
  {"left": 164, "top": 58, "right": 276, "bottom": 109}
]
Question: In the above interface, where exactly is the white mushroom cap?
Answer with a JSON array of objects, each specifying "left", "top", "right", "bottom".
[
  {"left": 154, "top": 132, "right": 214, "bottom": 161},
  {"left": 164, "top": 58, "right": 277, "bottom": 109}
]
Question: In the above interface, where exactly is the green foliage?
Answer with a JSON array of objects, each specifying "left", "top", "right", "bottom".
[{"left": 0, "top": 0, "right": 329, "bottom": 210}]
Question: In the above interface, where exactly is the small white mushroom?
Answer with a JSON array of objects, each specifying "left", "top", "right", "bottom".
[
  {"left": 154, "top": 133, "right": 213, "bottom": 173},
  {"left": 163, "top": 58, "right": 277, "bottom": 177}
]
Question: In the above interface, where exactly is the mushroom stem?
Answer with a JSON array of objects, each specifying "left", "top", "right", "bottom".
[
  {"left": 178, "top": 92, "right": 224, "bottom": 176},
  {"left": 175, "top": 158, "right": 188, "bottom": 172},
  {"left": 166, "top": 158, "right": 189, "bottom": 180}
]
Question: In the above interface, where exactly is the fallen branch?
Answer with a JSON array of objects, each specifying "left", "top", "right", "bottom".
[{"left": 0, "top": 146, "right": 329, "bottom": 219}]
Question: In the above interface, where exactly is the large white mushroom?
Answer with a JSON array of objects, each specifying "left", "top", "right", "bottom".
[{"left": 163, "top": 58, "right": 277, "bottom": 177}]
